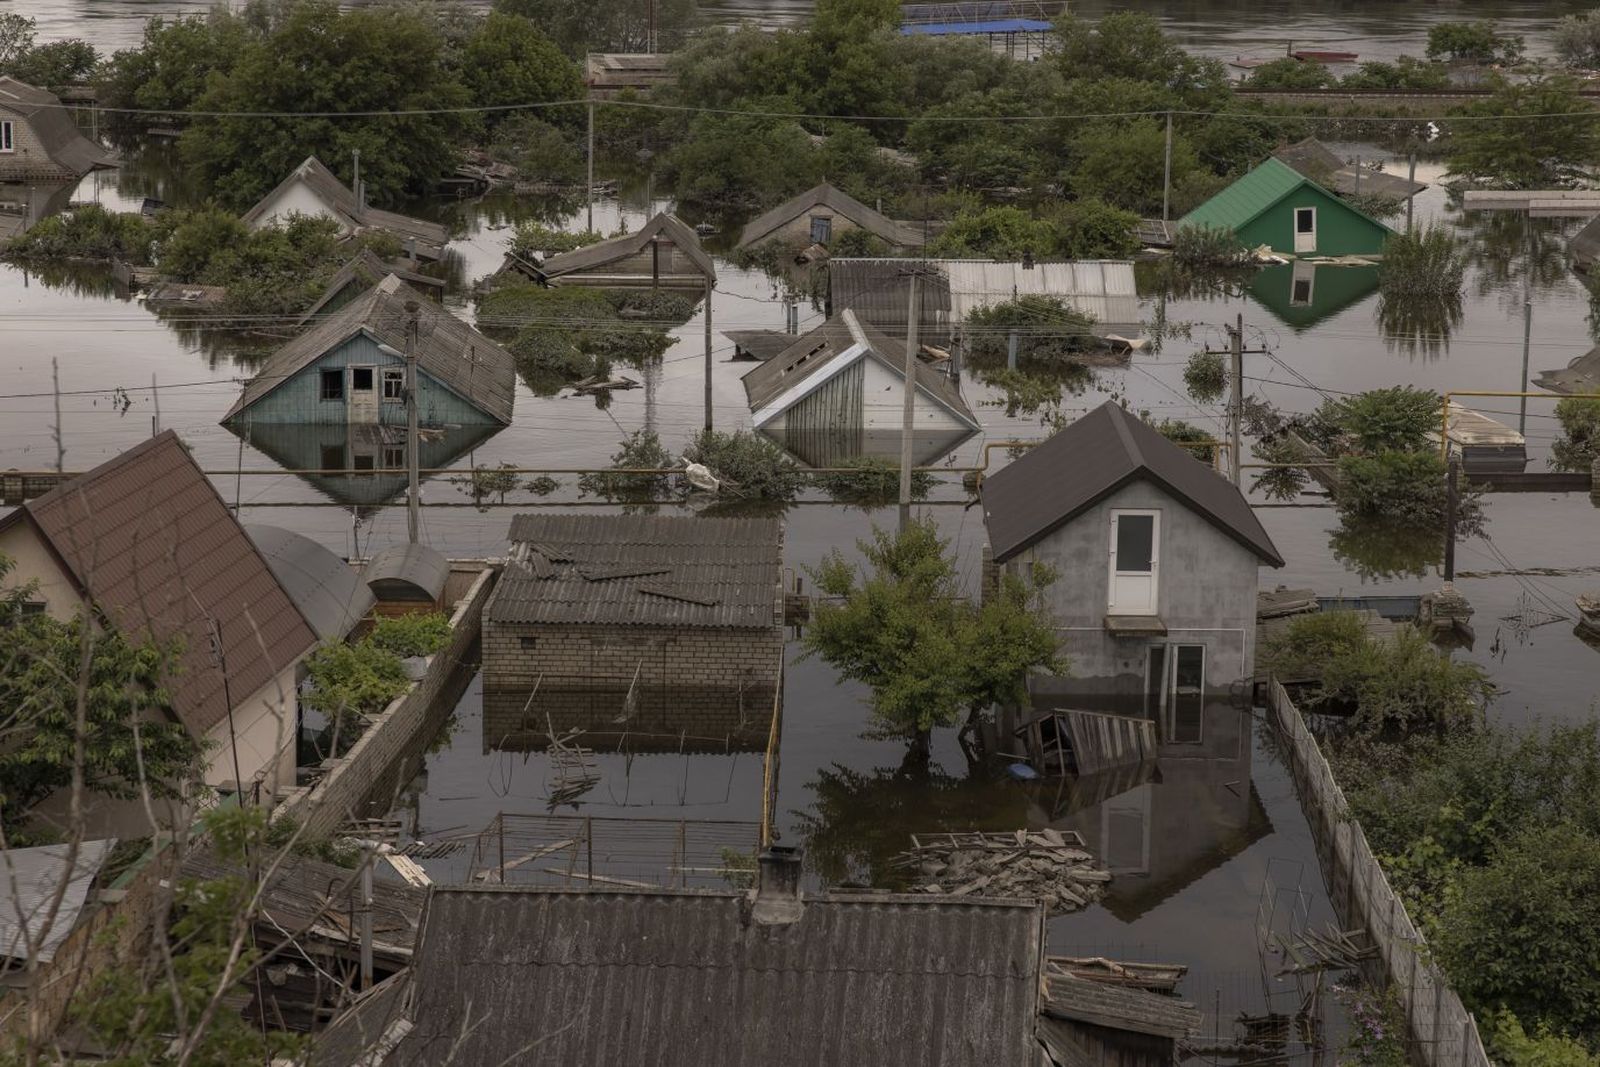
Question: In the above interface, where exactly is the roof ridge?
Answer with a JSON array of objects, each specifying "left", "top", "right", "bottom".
[{"left": 1106, "top": 403, "right": 1143, "bottom": 467}]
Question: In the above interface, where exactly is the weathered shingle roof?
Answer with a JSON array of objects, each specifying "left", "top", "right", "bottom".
[
  {"left": 0, "top": 77, "right": 118, "bottom": 174},
  {"left": 1042, "top": 972, "right": 1201, "bottom": 1039},
  {"left": 982, "top": 402, "right": 1283, "bottom": 566},
  {"left": 298, "top": 248, "right": 443, "bottom": 326},
  {"left": 223, "top": 274, "right": 515, "bottom": 424},
  {"left": 1180, "top": 157, "right": 1391, "bottom": 237},
  {"left": 741, "top": 310, "right": 978, "bottom": 431},
  {"left": 489, "top": 514, "right": 781, "bottom": 629},
  {"left": 1, "top": 433, "right": 318, "bottom": 737},
  {"left": 241, "top": 156, "right": 448, "bottom": 253},
  {"left": 738, "top": 183, "right": 924, "bottom": 249},
  {"left": 386, "top": 885, "right": 1044, "bottom": 1067},
  {"left": 1273, "top": 138, "right": 1426, "bottom": 200},
  {"left": 537, "top": 212, "right": 716, "bottom": 285}
]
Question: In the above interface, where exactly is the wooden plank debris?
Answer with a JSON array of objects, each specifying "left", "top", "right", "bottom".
[
  {"left": 384, "top": 854, "right": 433, "bottom": 887},
  {"left": 891, "top": 830, "right": 1110, "bottom": 915},
  {"left": 1050, "top": 956, "right": 1187, "bottom": 993},
  {"left": 1275, "top": 922, "right": 1376, "bottom": 974}
]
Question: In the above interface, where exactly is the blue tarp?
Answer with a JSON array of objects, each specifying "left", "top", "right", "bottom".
[{"left": 900, "top": 18, "right": 1053, "bottom": 34}]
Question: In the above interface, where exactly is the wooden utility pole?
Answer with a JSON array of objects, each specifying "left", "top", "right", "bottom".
[
  {"left": 586, "top": 99, "right": 596, "bottom": 233},
  {"left": 898, "top": 272, "right": 922, "bottom": 516},
  {"left": 51, "top": 357, "right": 63, "bottom": 474},
  {"left": 405, "top": 300, "right": 421, "bottom": 543},
  {"left": 1162, "top": 111, "right": 1173, "bottom": 223},
  {"left": 1406, "top": 152, "right": 1417, "bottom": 232},
  {"left": 703, "top": 277, "right": 714, "bottom": 432},
  {"left": 1229, "top": 314, "right": 1244, "bottom": 486},
  {"left": 1443, "top": 457, "right": 1459, "bottom": 582}
]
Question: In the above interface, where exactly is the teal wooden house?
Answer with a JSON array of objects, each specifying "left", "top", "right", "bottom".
[
  {"left": 1179, "top": 157, "right": 1393, "bottom": 257},
  {"left": 222, "top": 275, "right": 515, "bottom": 428}
]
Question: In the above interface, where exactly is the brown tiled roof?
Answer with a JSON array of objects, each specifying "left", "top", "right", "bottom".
[{"left": 4, "top": 432, "right": 318, "bottom": 738}]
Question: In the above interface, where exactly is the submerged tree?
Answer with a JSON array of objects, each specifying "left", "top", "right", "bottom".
[
  {"left": 1446, "top": 75, "right": 1600, "bottom": 189},
  {"left": 804, "top": 518, "right": 1062, "bottom": 754}
]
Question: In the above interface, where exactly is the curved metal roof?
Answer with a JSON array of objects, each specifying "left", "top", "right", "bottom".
[
  {"left": 365, "top": 542, "right": 450, "bottom": 603},
  {"left": 246, "top": 525, "right": 375, "bottom": 641}
]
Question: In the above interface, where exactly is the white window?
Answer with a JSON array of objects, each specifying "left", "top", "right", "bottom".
[
  {"left": 0, "top": 121, "right": 12, "bottom": 153},
  {"left": 1108, "top": 509, "right": 1159, "bottom": 615},
  {"left": 382, "top": 368, "right": 404, "bottom": 402},
  {"left": 1293, "top": 206, "right": 1317, "bottom": 253},
  {"left": 1290, "top": 261, "right": 1315, "bottom": 306},
  {"left": 1146, "top": 643, "right": 1205, "bottom": 744}
]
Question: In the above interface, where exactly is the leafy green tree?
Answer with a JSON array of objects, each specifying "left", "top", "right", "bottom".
[
  {"left": 493, "top": 0, "right": 698, "bottom": 57},
  {"left": 4, "top": 39, "right": 97, "bottom": 87},
  {"left": 659, "top": 114, "right": 818, "bottom": 209},
  {"left": 1322, "top": 385, "right": 1441, "bottom": 452},
  {"left": 1426, "top": 20, "right": 1523, "bottom": 64},
  {"left": 0, "top": 12, "right": 35, "bottom": 69},
  {"left": 461, "top": 12, "right": 584, "bottom": 131},
  {"left": 1340, "top": 56, "right": 1451, "bottom": 90},
  {"left": 1552, "top": 396, "right": 1600, "bottom": 473},
  {"left": 96, "top": 11, "right": 253, "bottom": 127},
  {"left": 1067, "top": 118, "right": 1199, "bottom": 216},
  {"left": 490, "top": 116, "right": 584, "bottom": 182},
  {"left": 1052, "top": 12, "right": 1229, "bottom": 108},
  {"left": 1245, "top": 57, "right": 1334, "bottom": 90},
  {"left": 804, "top": 519, "right": 1062, "bottom": 750},
  {"left": 1555, "top": 11, "right": 1600, "bottom": 70},
  {"left": 929, "top": 204, "right": 1052, "bottom": 258},
  {"left": 1446, "top": 76, "right": 1600, "bottom": 188},
  {"left": 1051, "top": 198, "right": 1140, "bottom": 258}
]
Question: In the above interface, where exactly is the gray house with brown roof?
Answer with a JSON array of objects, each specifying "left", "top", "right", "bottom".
[
  {"left": 0, "top": 77, "right": 117, "bottom": 181},
  {"left": 982, "top": 402, "right": 1282, "bottom": 719},
  {"left": 242, "top": 156, "right": 449, "bottom": 261},
  {"left": 0, "top": 432, "right": 319, "bottom": 831},
  {"left": 738, "top": 182, "right": 924, "bottom": 252}
]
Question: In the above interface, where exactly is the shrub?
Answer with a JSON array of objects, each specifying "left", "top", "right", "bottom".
[
  {"left": 367, "top": 612, "right": 452, "bottom": 659},
  {"left": 578, "top": 429, "right": 677, "bottom": 500},
  {"left": 1149, "top": 417, "right": 1214, "bottom": 462},
  {"left": 813, "top": 456, "right": 933, "bottom": 507},
  {"left": 4, "top": 205, "right": 155, "bottom": 262},
  {"left": 682, "top": 429, "right": 804, "bottom": 501},
  {"left": 1551, "top": 396, "right": 1600, "bottom": 473},
  {"left": 1322, "top": 386, "right": 1441, "bottom": 453},
  {"left": 963, "top": 296, "right": 1098, "bottom": 369},
  {"left": 1262, "top": 610, "right": 1371, "bottom": 682},
  {"left": 1172, "top": 223, "right": 1250, "bottom": 267},
  {"left": 1182, "top": 348, "right": 1226, "bottom": 403},
  {"left": 488, "top": 115, "right": 585, "bottom": 182},
  {"left": 1484, "top": 1009, "right": 1598, "bottom": 1067},
  {"left": 508, "top": 221, "right": 602, "bottom": 257},
  {"left": 1379, "top": 225, "right": 1465, "bottom": 301},
  {"left": 1426, "top": 20, "right": 1523, "bottom": 64},
  {"left": 1555, "top": 11, "right": 1600, "bottom": 69},
  {"left": 1336, "top": 450, "right": 1462, "bottom": 528},
  {"left": 1246, "top": 57, "right": 1334, "bottom": 90},
  {"left": 1340, "top": 57, "right": 1452, "bottom": 90},
  {"left": 1319, "top": 625, "right": 1493, "bottom": 738},
  {"left": 301, "top": 640, "right": 410, "bottom": 722}
]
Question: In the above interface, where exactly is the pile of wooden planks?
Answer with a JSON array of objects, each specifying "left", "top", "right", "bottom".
[
  {"left": 1277, "top": 923, "right": 1376, "bottom": 974},
  {"left": 892, "top": 830, "right": 1111, "bottom": 915}
]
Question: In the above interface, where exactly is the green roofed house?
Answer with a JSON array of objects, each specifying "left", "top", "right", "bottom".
[{"left": 1179, "top": 157, "right": 1393, "bottom": 257}]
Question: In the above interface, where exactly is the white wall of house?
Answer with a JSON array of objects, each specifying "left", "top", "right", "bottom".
[
  {"left": 762, "top": 356, "right": 968, "bottom": 433},
  {"left": 204, "top": 664, "right": 300, "bottom": 792},
  {"left": 251, "top": 179, "right": 349, "bottom": 233},
  {"left": 0, "top": 519, "right": 82, "bottom": 620}
]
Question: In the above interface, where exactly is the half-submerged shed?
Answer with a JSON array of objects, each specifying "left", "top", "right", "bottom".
[
  {"left": 0, "top": 77, "right": 117, "bottom": 180},
  {"left": 738, "top": 182, "right": 924, "bottom": 251},
  {"left": 1179, "top": 157, "right": 1393, "bottom": 257},
  {"left": 298, "top": 248, "right": 443, "bottom": 326},
  {"left": 246, "top": 525, "right": 375, "bottom": 641},
  {"left": 505, "top": 212, "right": 715, "bottom": 290},
  {"left": 223, "top": 274, "right": 515, "bottom": 428},
  {"left": 242, "top": 156, "right": 449, "bottom": 261},
  {"left": 1272, "top": 137, "right": 1426, "bottom": 201},
  {"left": 1039, "top": 966, "right": 1201, "bottom": 1067},
  {"left": 371, "top": 849, "right": 1047, "bottom": 1067}
]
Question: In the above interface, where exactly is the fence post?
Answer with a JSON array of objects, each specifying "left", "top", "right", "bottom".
[{"left": 1433, "top": 976, "right": 1445, "bottom": 1067}]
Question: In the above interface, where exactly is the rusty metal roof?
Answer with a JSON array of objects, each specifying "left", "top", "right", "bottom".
[
  {"left": 982, "top": 402, "right": 1283, "bottom": 566},
  {"left": 385, "top": 885, "right": 1044, "bottom": 1067},
  {"left": 3, "top": 432, "right": 318, "bottom": 738},
  {"left": 489, "top": 514, "right": 781, "bottom": 629}
]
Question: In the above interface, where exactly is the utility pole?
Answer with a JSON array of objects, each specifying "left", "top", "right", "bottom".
[
  {"left": 703, "top": 277, "right": 714, "bottom": 432},
  {"left": 1520, "top": 217, "right": 1534, "bottom": 435},
  {"left": 898, "top": 272, "right": 922, "bottom": 519},
  {"left": 586, "top": 98, "right": 596, "bottom": 233},
  {"left": 151, "top": 373, "right": 160, "bottom": 437},
  {"left": 1229, "top": 314, "right": 1244, "bottom": 486},
  {"left": 1406, "top": 152, "right": 1417, "bottom": 232},
  {"left": 1162, "top": 111, "right": 1173, "bottom": 223},
  {"left": 51, "top": 357, "right": 63, "bottom": 474},
  {"left": 1443, "top": 457, "right": 1459, "bottom": 582},
  {"left": 405, "top": 300, "right": 421, "bottom": 543},
  {"left": 352, "top": 148, "right": 362, "bottom": 211}
]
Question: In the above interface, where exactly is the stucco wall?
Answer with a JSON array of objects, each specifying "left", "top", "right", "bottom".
[
  {"left": 250, "top": 178, "right": 351, "bottom": 234},
  {"left": 0, "top": 112, "right": 80, "bottom": 181},
  {"left": 1003, "top": 478, "right": 1262, "bottom": 708},
  {"left": 482, "top": 620, "right": 784, "bottom": 692},
  {"left": 0, "top": 518, "right": 81, "bottom": 620},
  {"left": 201, "top": 663, "right": 299, "bottom": 793}
]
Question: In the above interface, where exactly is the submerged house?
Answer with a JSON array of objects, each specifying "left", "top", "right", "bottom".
[
  {"left": 982, "top": 402, "right": 1283, "bottom": 715},
  {"left": 741, "top": 309, "right": 980, "bottom": 467},
  {"left": 0, "top": 77, "right": 117, "bottom": 181},
  {"left": 500, "top": 212, "right": 715, "bottom": 291},
  {"left": 242, "top": 156, "right": 449, "bottom": 261},
  {"left": 1272, "top": 137, "right": 1426, "bottom": 201},
  {"left": 298, "top": 248, "right": 443, "bottom": 326},
  {"left": 737, "top": 182, "right": 925, "bottom": 252},
  {"left": 1179, "top": 157, "right": 1393, "bottom": 257},
  {"left": 0, "top": 432, "right": 319, "bottom": 830},
  {"left": 350, "top": 849, "right": 1048, "bottom": 1066},
  {"left": 222, "top": 274, "right": 514, "bottom": 428}
]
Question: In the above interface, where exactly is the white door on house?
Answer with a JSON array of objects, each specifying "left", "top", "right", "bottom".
[
  {"left": 347, "top": 366, "right": 378, "bottom": 423},
  {"left": 1293, "top": 207, "right": 1317, "bottom": 254},
  {"left": 1108, "top": 510, "right": 1160, "bottom": 615}
]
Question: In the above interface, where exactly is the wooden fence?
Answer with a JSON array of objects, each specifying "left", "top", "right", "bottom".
[{"left": 1266, "top": 681, "right": 1492, "bottom": 1067}]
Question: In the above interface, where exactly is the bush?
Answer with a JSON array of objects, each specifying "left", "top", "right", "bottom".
[
  {"left": 1551, "top": 396, "right": 1600, "bottom": 473},
  {"left": 1426, "top": 20, "right": 1523, "bottom": 64},
  {"left": 1262, "top": 610, "right": 1371, "bottom": 682},
  {"left": 963, "top": 296, "right": 1098, "bottom": 370},
  {"left": 4, "top": 205, "right": 155, "bottom": 262},
  {"left": 367, "top": 612, "right": 452, "bottom": 659},
  {"left": 1183, "top": 348, "right": 1226, "bottom": 403},
  {"left": 1322, "top": 385, "right": 1440, "bottom": 453},
  {"left": 1336, "top": 450, "right": 1454, "bottom": 526},
  {"left": 1319, "top": 624, "right": 1492, "bottom": 738},
  {"left": 927, "top": 200, "right": 1138, "bottom": 261},
  {"left": 1339, "top": 57, "right": 1451, "bottom": 90},
  {"left": 489, "top": 116, "right": 584, "bottom": 183},
  {"left": 301, "top": 640, "right": 410, "bottom": 719},
  {"left": 578, "top": 429, "right": 677, "bottom": 500},
  {"left": 682, "top": 429, "right": 804, "bottom": 501},
  {"left": 813, "top": 456, "right": 933, "bottom": 507},
  {"left": 1555, "top": 11, "right": 1600, "bottom": 70},
  {"left": 1149, "top": 417, "right": 1214, "bottom": 461},
  {"left": 1246, "top": 57, "right": 1334, "bottom": 90},
  {"left": 1484, "top": 1009, "right": 1599, "bottom": 1067},
  {"left": 508, "top": 221, "right": 601, "bottom": 256},
  {"left": 1172, "top": 223, "right": 1250, "bottom": 267},
  {"left": 1379, "top": 225, "right": 1465, "bottom": 300}
]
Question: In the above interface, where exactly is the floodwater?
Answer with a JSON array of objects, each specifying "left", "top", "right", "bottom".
[{"left": 0, "top": 10, "right": 1597, "bottom": 1049}]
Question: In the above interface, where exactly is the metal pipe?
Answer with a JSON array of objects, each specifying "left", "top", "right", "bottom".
[{"left": 358, "top": 849, "right": 374, "bottom": 990}]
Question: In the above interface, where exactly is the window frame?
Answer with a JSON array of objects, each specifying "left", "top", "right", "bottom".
[
  {"left": 320, "top": 369, "right": 344, "bottom": 402},
  {"left": 350, "top": 366, "right": 375, "bottom": 392},
  {"left": 809, "top": 214, "right": 832, "bottom": 244},
  {"left": 1294, "top": 206, "right": 1316, "bottom": 235},
  {"left": 0, "top": 121, "right": 13, "bottom": 153},
  {"left": 1145, "top": 642, "right": 1205, "bottom": 744},
  {"left": 382, "top": 368, "right": 405, "bottom": 402},
  {"left": 1107, "top": 508, "right": 1161, "bottom": 615}
]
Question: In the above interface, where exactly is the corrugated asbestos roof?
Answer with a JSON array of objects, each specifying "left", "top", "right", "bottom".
[
  {"left": 385, "top": 885, "right": 1044, "bottom": 1067},
  {"left": 1043, "top": 972, "right": 1201, "bottom": 1039},
  {"left": 741, "top": 310, "right": 978, "bottom": 430},
  {"left": 0, "top": 77, "right": 118, "bottom": 174},
  {"left": 241, "top": 156, "right": 448, "bottom": 252},
  {"left": 982, "top": 402, "right": 1283, "bottom": 566},
  {"left": 0, "top": 840, "right": 116, "bottom": 963},
  {"left": 246, "top": 525, "right": 375, "bottom": 641},
  {"left": 738, "top": 183, "right": 924, "bottom": 249},
  {"left": 538, "top": 212, "right": 716, "bottom": 284},
  {"left": 2, "top": 432, "right": 318, "bottom": 737},
  {"left": 489, "top": 514, "right": 781, "bottom": 629},
  {"left": 223, "top": 274, "right": 515, "bottom": 424}
]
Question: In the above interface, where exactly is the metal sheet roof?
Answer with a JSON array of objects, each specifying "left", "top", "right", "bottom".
[
  {"left": 387, "top": 885, "right": 1044, "bottom": 1067},
  {"left": 1179, "top": 157, "right": 1308, "bottom": 232},
  {"left": 982, "top": 402, "right": 1283, "bottom": 566},
  {"left": 738, "top": 183, "right": 923, "bottom": 249},
  {"left": 1, "top": 432, "right": 318, "bottom": 737},
  {"left": 365, "top": 542, "right": 450, "bottom": 603},
  {"left": 489, "top": 514, "right": 781, "bottom": 629},
  {"left": 246, "top": 525, "right": 375, "bottom": 641},
  {"left": 0, "top": 840, "right": 116, "bottom": 963},
  {"left": 0, "top": 77, "right": 118, "bottom": 175},
  {"left": 1535, "top": 344, "right": 1600, "bottom": 394}
]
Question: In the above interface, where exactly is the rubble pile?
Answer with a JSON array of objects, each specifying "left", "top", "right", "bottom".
[{"left": 893, "top": 829, "right": 1111, "bottom": 915}]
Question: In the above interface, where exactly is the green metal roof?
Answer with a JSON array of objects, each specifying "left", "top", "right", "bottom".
[{"left": 1180, "top": 156, "right": 1367, "bottom": 232}]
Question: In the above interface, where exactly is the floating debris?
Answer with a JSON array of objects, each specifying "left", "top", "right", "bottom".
[
  {"left": 892, "top": 830, "right": 1110, "bottom": 914},
  {"left": 1275, "top": 923, "right": 1377, "bottom": 974}
]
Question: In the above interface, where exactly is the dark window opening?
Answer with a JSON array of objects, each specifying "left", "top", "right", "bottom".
[
  {"left": 810, "top": 215, "right": 832, "bottom": 244},
  {"left": 351, "top": 367, "right": 374, "bottom": 391},
  {"left": 382, "top": 446, "right": 405, "bottom": 469},
  {"left": 1171, "top": 645, "right": 1204, "bottom": 743},
  {"left": 320, "top": 369, "right": 344, "bottom": 401},
  {"left": 519, "top": 636, "right": 538, "bottom": 650},
  {"left": 352, "top": 453, "right": 376, "bottom": 472},
  {"left": 1295, "top": 208, "right": 1315, "bottom": 234},
  {"left": 382, "top": 369, "right": 404, "bottom": 401},
  {"left": 1115, "top": 514, "right": 1155, "bottom": 573},
  {"left": 320, "top": 444, "right": 344, "bottom": 471},
  {"left": 1291, "top": 279, "right": 1313, "bottom": 304}
]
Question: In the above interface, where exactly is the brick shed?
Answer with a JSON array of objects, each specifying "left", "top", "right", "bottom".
[{"left": 482, "top": 514, "right": 784, "bottom": 698}]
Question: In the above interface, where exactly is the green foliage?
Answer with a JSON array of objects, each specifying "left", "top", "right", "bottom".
[
  {"left": 1426, "top": 20, "right": 1523, "bottom": 64},
  {"left": 1380, "top": 224, "right": 1465, "bottom": 301},
  {"left": 301, "top": 639, "right": 409, "bottom": 719},
  {"left": 812, "top": 457, "right": 933, "bottom": 507},
  {"left": 1447, "top": 75, "right": 1600, "bottom": 189},
  {"left": 480, "top": 283, "right": 676, "bottom": 393},
  {"left": 366, "top": 612, "right": 451, "bottom": 659},
  {"left": 1148, "top": 417, "right": 1215, "bottom": 461},
  {"left": 578, "top": 429, "right": 678, "bottom": 501},
  {"left": 0, "top": 12, "right": 35, "bottom": 69},
  {"left": 1067, "top": 118, "right": 1198, "bottom": 217},
  {"left": 1183, "top": 348, "right": 1226, "bottom": 403},
  {"left": 1555, "top": 11, "right": 1600, "bottom": 70},
  {"left": 1336, "top": 450, "right": 1459, "bottom": 527},
  {"left": 508, "top": 221, "right": 602, "bottom": 256},
  {"left": 1338, "top": 984, "right": 1409, "bottom": 1067},
  {"left": 1551, "top": 396, "right": 1600, "bottom": 473},
  {"left": 1246, "top": 57, "right": 1334, "bottom": 90},
  {"left": 1172, "top": 223, "right": 1250, "bottom": 267},
  {"left": 4, "top": 38, "right": 97, "bottom": 87},
  {"left": 1322, "top": 385, "right": 1441, "bottom": 453},
  {"left": 1328, "top": 517, "right": 1445, "bottom": 581},
  {"left": 659, "top": 115, "right": 819, "bottom": 210},
  {"left": 682, "top": 429, "right": 804, "bottom": 501},
  {"left": 1262, "top": 610, "right": 1371, "bottom": 682},
  {"left": 4, "top": 205, "right": 156, "bottom": 263},
  {"left": 0, "top": 606, "right": 201, "bottom": 831},
  {"left": 1051, "top": 12, "right": 1229, "bottom": 105},
  {"left": 804, "top": 518, "right": 1062, "bottom": 741},
  {"left": 96, "top": 10, "right": 253, "bottom": 126},
  {"left": 963, "top": 295, "right": 1098, "bottom": 372},
  {"left": 1339, "top": 57, "right": 1452, "bottom": 91},
  {"left": 929, "top": 200, "right": 1137, "bottom": 260},
  {"left": 1485, "top": 1009, "right": 1600, "bottom": 1067},
  {"left": 489, "top": 116, "right": 585, "bottom": 183},
  {"left": 460, "top": 11, "right": 584, "bottom": 132},
  {"left": 494, "top": 0, "right": 697, "bottom": 57}
]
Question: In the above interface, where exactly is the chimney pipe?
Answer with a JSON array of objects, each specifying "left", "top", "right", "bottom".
[{"left": 751, "top": 846, "right": 804, "bottom": 925}]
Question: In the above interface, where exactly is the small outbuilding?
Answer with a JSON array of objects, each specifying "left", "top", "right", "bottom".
[
  {"left": 483, "top": 513, "right": 783, "bottom": 692},
  {"left": 0, "top": 77, "right": 117, "bottom": 181},
  {"left": 1178, "top": 157, "right": 1393, "bottom": 257},
  {"left": 246, "top": 525, "right": 375, "bottom": 641},
  {"left": 242, "top": 156, "right": 449, "bottom": 261},
  {"left": 737, "top": 182, "right": 925, "bottom": 251},
  {"left": 298, "top": 248, "right": 443, "bottom": 326},
  {"left": 222, "top": 274, "right": 515, "bottom": 428},
  {"left": 502, "top": 212, "right": 715, "bottom": 290},
  {"left": 364, "top": 542, "right": 450, "bottom": 610}
]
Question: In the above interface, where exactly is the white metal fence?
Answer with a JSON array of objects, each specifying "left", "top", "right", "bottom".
[{"left": 1266, "top": 680, "right": 1493, "bottom": 1067}]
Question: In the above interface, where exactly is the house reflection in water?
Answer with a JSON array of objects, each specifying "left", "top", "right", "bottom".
[
  {"left": 760, "top": 425, "right": 977, "bottom": 469},
  {"left": 1247, "top": 262, "right": 1379, "bottom": 332},
  {"left": 227, "top": 421, "right": 502, "bottom": 507}
]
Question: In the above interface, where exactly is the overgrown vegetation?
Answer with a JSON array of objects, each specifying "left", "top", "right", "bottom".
[
  {"left": 3, "top": 205, "right": 157, "bottom": 263},
  {"left": 813, "top": 456, "right": 934, "bottom": 507},
  {"left": 1172, "top": 224, "right": 1251, "bottom": 268},
  {"left": 1555, "top": 10, "right": 1600, "bottom": 70},
  {"left": 682, "top": 429, "right": 805, "bottom": 502},
  {"left": 1447, "top": 75, "right": 1600, "bottom": 189},
  {"left": 1182, "top": 348, "right": 1226, "bottom": 403},
  {"left": 477, "top": 283, "right": 681, "bottom": 394},
  {"left": 1379, "top": 224, "right": 1466, "bottom": 301},
  {"left": 928, "top": 201, "right": 1139, "bottom": 260},
  {"left": 366, "top": 612, "right": 452, "bottom": 659},
  {"left": 578, "top": 429, "right": 678, "bottom": 501},
  {"left": 1425, "top": 20, "right": 1524, "bottom": 65},
  {"left": 1551, "top": 396, "right": 1600, "bottom": 473},
  {"left": 300, "top": 616, "right": 448, "bottom": 755}
]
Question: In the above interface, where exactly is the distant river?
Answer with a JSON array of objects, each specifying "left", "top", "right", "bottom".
[{"left": 1, "top": 0, "right": 1588, "bottom": 58}]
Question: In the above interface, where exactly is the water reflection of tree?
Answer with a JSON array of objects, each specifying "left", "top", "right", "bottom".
[
  {"left": 1328, "top": 517, "right": 1442, "bottom": 581},
  {"left": 796, "top": 757, "right": 1031, "bottom": 889},
  {"left": 1376, "top": 291, "right": 1463, "bottom": 361},
  {"left": 1457, "top": 211, "right": 1570, "bottom": 306}
]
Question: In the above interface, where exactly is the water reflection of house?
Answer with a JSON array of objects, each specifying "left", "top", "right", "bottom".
[
  {"left": 0, "top": 180, "right": 72, "bottom": 240},
  {"left": 226, "top": 421, "right": 501, "bottom": 507},
  {"left": 1247, "top": 262, "right": 1379, "bottom": 331}
]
